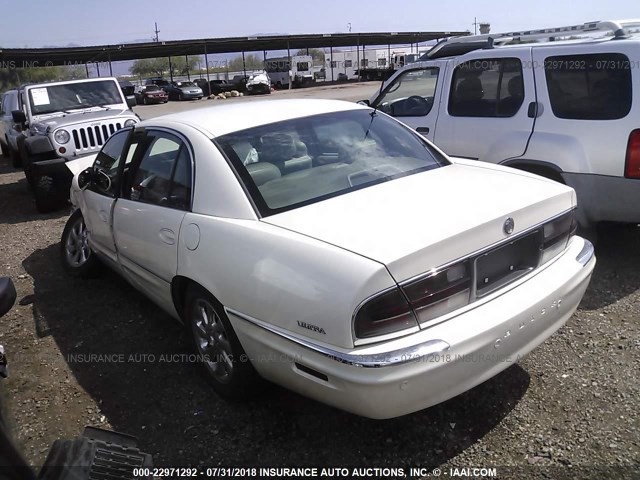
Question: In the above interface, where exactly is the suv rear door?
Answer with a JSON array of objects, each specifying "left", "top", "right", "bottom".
[
  {"left": 528, "top": 44, "right": 635, "bottom": 178},
  {"left": 431, "top": 49, "right": 536, "bottom": 162}
]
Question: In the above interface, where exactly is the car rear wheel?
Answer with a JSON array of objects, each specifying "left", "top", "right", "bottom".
[
  {"left": 185, "top": 285, "right": 260, "bottom": 400},
  {"left": 60, "top": 210, "right": 101, "bottom": 277}
]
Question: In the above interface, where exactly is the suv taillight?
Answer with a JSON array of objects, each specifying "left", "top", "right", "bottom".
[{"left": 625, "top": 129, "right": 640, "bottom": 179}]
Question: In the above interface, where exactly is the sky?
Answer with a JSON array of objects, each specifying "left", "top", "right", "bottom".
[{"left": 0, "top": 0, "right": 638, "bottom": 48}]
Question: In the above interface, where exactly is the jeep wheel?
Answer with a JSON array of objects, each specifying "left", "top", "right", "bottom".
[
  {"left": 34, "top": 175, "right": 62, "bottom": 213},
  {"left": 9, "top": 147, "right": 22, "bottom": 168},
  {"left": 185, "top": 285, "right": 261, "bottom": 400},
  {"left": 61, "top": 210, "right": 101, "bottom": 277}
]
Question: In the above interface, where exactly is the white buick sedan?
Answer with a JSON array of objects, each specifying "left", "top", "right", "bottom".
[{"left": 61, "top": 99, "right": 595, "bottom": 419}]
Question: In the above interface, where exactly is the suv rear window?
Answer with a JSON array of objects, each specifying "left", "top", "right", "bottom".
[{"left": 544, "top": 53, "right": 632, "bottom": 120}]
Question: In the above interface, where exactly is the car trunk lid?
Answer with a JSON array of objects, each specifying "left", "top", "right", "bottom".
[{"left": 262, "top": 162, "right": 575, "bottom": 283}]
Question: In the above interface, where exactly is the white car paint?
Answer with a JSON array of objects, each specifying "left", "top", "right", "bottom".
[{"left": 66, "top": 99, "right": 596, "bottom": 418}]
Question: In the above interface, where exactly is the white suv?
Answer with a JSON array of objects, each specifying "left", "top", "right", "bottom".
[{"left": 370, "top": 20, "right": 640, "bottom": 230}]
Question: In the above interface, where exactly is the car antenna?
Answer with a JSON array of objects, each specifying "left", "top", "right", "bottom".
[
  {"left": 365, "top": 78, "right": 386, "bottom": 139},
  {"left": 370, "top": 77, "right": 386, "bottom": 118}
]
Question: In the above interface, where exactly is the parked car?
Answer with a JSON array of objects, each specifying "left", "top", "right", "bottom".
[
  {"left": 245, "top": 73, "right": 272, "bottom": 95},
  {"left": 12, "top": 77, "right": 138, "bottom": 212},
  {"left": 144, "top": 77, "right": 170, "bottom": 88},
  {"left": 369, "top": 19, "right": 640, "bottom": 231},
  {"left": 134, "top": 84, "right": 168, "bottom": 105},
  {"left": 163, "top": 81, "right": 203, "bottom": 101},
  {"left": 0, "top": 89, "right": 25, "bottom": 167},
  {"left": 61, "top": 99, "right": 595, "bottom": 419},
  {"left": 118, "top": 80, "right": 135, "bottom": 98},
  {"left": 194, "top": 79, "right": 236, "bottom": 96}
]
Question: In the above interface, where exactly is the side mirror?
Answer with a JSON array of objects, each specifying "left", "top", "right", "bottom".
[
  {"left": 78, "top": 167, "right": 95, "bottom": 190},
  {"left": 12, "top": 110, "right": 26, "bottom": 124},
  {"left": 126, "top": 96, "right": 137, "bottom": 108},
  {"left": 357, "top": 99, "right": 370, "bottom": 106},
  {"left": 0, "top": 277, "right": 17, "bottom": 318}
]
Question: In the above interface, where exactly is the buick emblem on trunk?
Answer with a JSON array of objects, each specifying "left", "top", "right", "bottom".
[{"left": 503, "top": 217, "right": 515, "bottom": 235}]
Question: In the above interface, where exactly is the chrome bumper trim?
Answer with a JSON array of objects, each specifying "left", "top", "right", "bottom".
[
  {"left": 576, "top": 239, "right": 595, "bottom": 267},
  {"left": 226, "top": 308, "right": 450, "bottom": 368}
]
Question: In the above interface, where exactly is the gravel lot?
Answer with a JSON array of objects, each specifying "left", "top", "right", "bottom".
[{"left": 0, "top": 87, "right": 638, "bottom": 479}]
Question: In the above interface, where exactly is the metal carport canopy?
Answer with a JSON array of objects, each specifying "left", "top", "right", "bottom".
[{"left": 0, "top": 31, "right": 469, "bottom": 66}]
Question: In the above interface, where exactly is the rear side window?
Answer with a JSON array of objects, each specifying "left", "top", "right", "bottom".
[
  {"left": 449, "top": 58, "right": 524, "bottom": 117},
  {"left": 544, "top": 53, "right": 632, "bottom": 120}
]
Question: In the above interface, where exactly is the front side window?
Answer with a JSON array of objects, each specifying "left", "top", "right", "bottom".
[
  {"left": 374, "top": 67, "right": 440, "bottom": 117},
  {"left": 544, "top": 53, "right": 632, "bottom": 120},
  {"left": 448, "top": 58, "right": 524, "bottom": 117},
  {"left": 296, "top": 62, "right": 309, "bottom": 72},
  {"left": 217, "top": 110, "right": 448, "bottom": 216},
  {"left": 125, "top": 131, "right": 192, "bottom": 210}
]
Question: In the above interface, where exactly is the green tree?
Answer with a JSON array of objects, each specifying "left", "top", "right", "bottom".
[
  {"left": 0, "top": 64, "right": 86, "bottom": 90},
  {"left": 296, "top": 48, "right": 325, "bottom": 64},
  {"left": 226, "top": 54, "right": 264, "bottom": 72},
  {"left": 129, "top": 56, "right": 200, "bottom": 78}
]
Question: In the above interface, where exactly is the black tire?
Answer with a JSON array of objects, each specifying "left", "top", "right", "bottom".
[
  {"left": 142, "top": 96, "right": 148, "bottom": 105},
  {"left": 185, "top": 285, "right": 260, "bottom": 400},
  {"left": 33, "top": 175, "right": 63, "bottom": 213},
  {"left": 178, "top": 92, "right": 184, "bottom": 101},
  {"left": 0, "top": 140, "right": 8, "bottom": 158},
  {"left": 60, "top": 210, "right": 101, "bottom": 277},
  {"left": 9, "top": 147, "right": 22, "bottom": 168}
]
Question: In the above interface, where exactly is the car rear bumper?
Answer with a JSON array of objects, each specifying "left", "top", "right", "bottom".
[
  {"left": 144, "top": 96, "right": 167, "bottom": 103},
  {"left": 228, "top": 236, "right": 595, "bottom": 419},
  {"left": 564, "top": 172, "right": 640, "bottom": 224}
]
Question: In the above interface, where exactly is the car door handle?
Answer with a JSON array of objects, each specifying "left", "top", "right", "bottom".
[
  {"left": 158, "top": 228, "right": 176, "bottom": 245},
  {"left": 416, "top": 127, "right": 430, "bottom": 134}
]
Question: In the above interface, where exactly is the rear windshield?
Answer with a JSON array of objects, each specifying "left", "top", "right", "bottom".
[
  {"left": 145, "top": 85, "right": 161, "bottom": 92},
  {"left": 28, "top": 80, "right": 123, "bottom": 115},
  {"left": 177, "top": 82, "right": 196, "bottom": 87},
  {"left": 216, "top": 109, "right": 448, "bottom": 216}
]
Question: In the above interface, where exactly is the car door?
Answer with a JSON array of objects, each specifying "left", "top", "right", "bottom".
[
  {"left": 431, "top": 51, "right": 536, "bottom": 163},
  {"left": 370, "top": 61, "right": 448, "bottom": 142},
  {"left": 81, "top": 129, "right": 137, "bottom": 267},
  {"left": 112, "top": 129, "right": 193, "bottom": 314}
]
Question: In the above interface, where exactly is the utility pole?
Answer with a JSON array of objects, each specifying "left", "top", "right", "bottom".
[
  {"left": 473, "top": 17, "right": 479, "bottom": 35},
  {"left": 153, "top": 22, "right": 160, "bottom": 42}
]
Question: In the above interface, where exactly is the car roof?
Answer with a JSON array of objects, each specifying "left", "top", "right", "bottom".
[{"left": 145, "top": 99, "right": 370, "bottom": 137}]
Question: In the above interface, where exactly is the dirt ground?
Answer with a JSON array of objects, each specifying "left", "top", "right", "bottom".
[{"left": 0, "top": 153, "right": 638, "bottom": 479}]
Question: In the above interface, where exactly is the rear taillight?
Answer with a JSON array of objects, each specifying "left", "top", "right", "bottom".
[
  {"left": 402, "top": 261, "right": 471, "bottom": 325},
  {"left": 625, "top": 129, "right": 640, "bottom": 179},
  {"left": 540, "top": 210, "right": 576, "bottom": 264},
  {"left": 354, "top": 287, "right": 418, "bottom": 339}
]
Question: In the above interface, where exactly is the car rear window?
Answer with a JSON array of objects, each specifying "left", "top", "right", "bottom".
[
  {"left": 216, "top": 109, "right": 448, "bottom": 216},
  {"left": 544, "top": 53, "right": 632, "bottom": 120}
]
